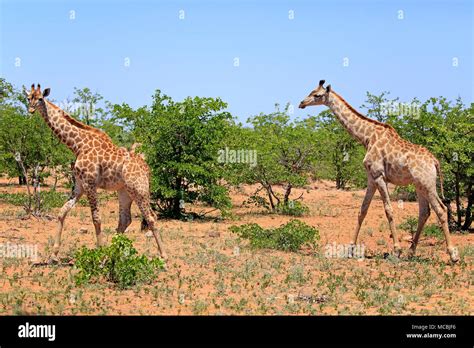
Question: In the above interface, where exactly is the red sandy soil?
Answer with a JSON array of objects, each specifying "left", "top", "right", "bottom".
[{"left": 0, "top": 177, "right": 472, "bottom": 315}]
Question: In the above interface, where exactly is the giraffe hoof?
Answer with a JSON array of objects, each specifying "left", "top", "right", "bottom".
[
  {"left": 47, "top": 255, "right": 60, "bottom": 265},
  {"left": 393, "top": 248, "right": 402, "bottom": 258},
  {"left": 448, "top": 247, "right": 460, "bottom": 263}
]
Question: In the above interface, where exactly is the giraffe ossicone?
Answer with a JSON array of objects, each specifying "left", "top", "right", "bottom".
[
  {"left": 25, "top": 84, "right": 167, "bottom": 260},
  {"left": 299, "top": 80, "right": 459, "bottom": 262}
]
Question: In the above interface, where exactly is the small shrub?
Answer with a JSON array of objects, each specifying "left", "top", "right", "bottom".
[
  {"left": 398, "top": 217, "right": 443, "bottom": 239},
  {"left": 423, "top": 224, "right": 444, "bottom": 239},
  {"left": 229, "top": 219, "right": 319, "bottom": 252},
  {"left": 276, "top": 201, "right": 309, "bottom": 217},
  {"left": 74, "top": 234, "right": 164, "bottom": 289},
  {"left": 392, "top": 184, "right": 417, "bottom": 202},
  {"left": 398, "top": 217, "right": 418, "bottom": 235},
  {"left": 0, "top": 191, "right": 67, "bottom": 212}
]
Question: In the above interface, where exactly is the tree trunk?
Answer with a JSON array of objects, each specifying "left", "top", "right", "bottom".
[
  {"left": 15, "top": 154, "right": 32, "bottom": 214},
  {"left": 283, "top": 183, "right": 292, "bottom": 205},
  {"left": 18, "top": 175, "right": 26, "bottom": 185},
  {"left": 264, "top": 184, "right": 275, "bottom": 211}
]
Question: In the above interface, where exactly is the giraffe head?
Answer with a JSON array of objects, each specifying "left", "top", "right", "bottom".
[
  {"left": 299, "top": 80, "right": 331, "bottom": 109},
  {"left": 24, "top": 84, "right": 50, "bottom": 114}
]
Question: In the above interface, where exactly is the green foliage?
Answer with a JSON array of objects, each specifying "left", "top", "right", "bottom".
[
  {"left": 398, "top": 217, "right": 418, "bottom": 235},
  {"left": 230, "top": 219, "right": 319, "bottom": 252},
  {"left": 396, "top": 97, "right": 473, "bottom": 230},
  {"left": 398, "top": 217, "right": 444, "bottom": 239},
  {"left": 69, "top": 87, "right": 134, "bottom": 147},
  {"left": 74, "top": 234, "right": 164, "bottom": 289},
  {"left": 226, "top": 104, "right": 320, "bottom": 211},
  {"left": 393, "top": 185, "right": 417, "bottom": 202},
  {"left": 361, "top": 92, "right": 473, "bottom": 230},
  {"left": 423, "top": 224, "right": 444, "bottom": 239},
  {"left": 1, "top": 77, "right": 471, "bottom": 229},
  {"left": 275, "top": 200, "right": 310, "bottom": 216},
  {"left": 0, "top": 79, "right": 74, "bottom": 183},
  {"left": 0, "top": 191, "right": 68, "bottom": 212},
  {"left": 310, "top": 110, "right": 367, "bottom": 189},
  {"left": 112, "top": 90, "right": 233, "bottom": 218}
]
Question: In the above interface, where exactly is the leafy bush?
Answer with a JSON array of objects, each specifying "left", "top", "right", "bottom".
[
  {"left": 230, "top": 219, "right": 319, "bottom": 252},
  {"left": 423, "top": 224, "right": 444, "bottom": 239},
  {"left": 393, "top": 185, "right": 417, "bottom": 202},
  {"left": 112, "top": 91, "right": 233, "bottom": 218},
  {"left": 74, "top": 234, "right": 164, "bottom": 289},
  {"left": 0, "top": 191, "right": 68, "bottom": 212},
  {"left": 275, "top": 200, "right": 309, "bottom": 216},
  {"left": 398, "top": 217, "right": 418, "bottom": 235},
  {"left": 398, "top": 217, "right": 444, "bottom": 239}
]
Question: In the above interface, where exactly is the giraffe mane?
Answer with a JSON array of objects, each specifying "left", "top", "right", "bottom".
[
  {"left": 331, "top": 92, "right": 396, "bottom": 131},
  {"left": 46, "top": 100, "right": 113, "bottom": 142}
]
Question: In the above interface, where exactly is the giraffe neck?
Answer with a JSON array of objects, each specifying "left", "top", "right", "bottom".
[
  {"left": 326, "top": 92, "right": 377, "bottom": 147},
  {"left": 36, "top": 100, "right": 85, "bottom": 156}
]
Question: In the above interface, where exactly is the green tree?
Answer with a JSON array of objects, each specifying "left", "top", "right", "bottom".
[
  {"left": 112, "top": 90, "right": 233, "bottom": 218},
  {"left": 308, "top": 110, "right": 366, "bottom": 189},
  {"left": 397, "top": 97, "right": 473, "bottom": 231},
  {"left": 0, "top": 79, "right": 74, "bottom": 214},
  {"left": 228, "top": 104, "right": 320, "bottom": 212}
]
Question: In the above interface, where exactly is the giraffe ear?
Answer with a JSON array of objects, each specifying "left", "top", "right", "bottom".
[
  {"left": 326, "top": 85, "right": 331, "bottom": 93},
  {"left": 319, "top": 80, "right": 325, "bottom": 87},
  {"left": 43, "top": 88, "right": 50, "bottom": 97}
]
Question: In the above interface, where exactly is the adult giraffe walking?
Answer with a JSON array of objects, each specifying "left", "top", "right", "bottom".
[
  {"left": 299, "top": 80, "right": 459, "bottom": 262},
  {"left": 25, "top": 84, "right": 167, "bottom": 260}
]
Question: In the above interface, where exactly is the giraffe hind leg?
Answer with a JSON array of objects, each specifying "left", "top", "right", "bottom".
[
  {"left": 374, "top": 175, "right": 402, "bottom": 257},
  {"left": 126, "top": 184, "right": 166, "bottom": 259},
  {"left": 407, "top": 191, "right": 430, "bottom": 259},
  {"left": 52, "top": 180, "right": 83, "bottom": 257},
  {"left": 427, "top": 191, "right": 459, "bottom": 262},
  {"left": 117, "top": 189, "right": 132, "bottom": 233}
]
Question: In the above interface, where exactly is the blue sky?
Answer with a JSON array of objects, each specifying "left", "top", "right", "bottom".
[{"left": 1, "top": 0, "right": 472, "bottom": 123}]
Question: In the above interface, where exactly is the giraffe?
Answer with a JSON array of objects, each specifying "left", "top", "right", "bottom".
[
  {"left": 299, "top": 80, "right": 459, "bottom": 262},
  {"left": 24, "top": 84, "right": 167, "bottom": 260}
]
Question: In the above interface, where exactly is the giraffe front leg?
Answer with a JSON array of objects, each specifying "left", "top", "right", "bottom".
[
  {"left": 52, "top": 181, "right": 83, "bottom": 260},
  {"left": 374, "top": 175, "right": 401, "bottom": 257},
  {"left": 349, "top": 177, "right": 376, "bottom": 258},
  {"left": 351, "top": 177, "right": 376, "bottom": 245}
]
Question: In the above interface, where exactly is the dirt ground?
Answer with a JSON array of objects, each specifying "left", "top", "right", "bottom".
[{"left": 0, "top": 177, "right": 472, "bottom": 315}]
